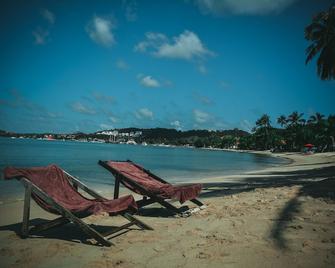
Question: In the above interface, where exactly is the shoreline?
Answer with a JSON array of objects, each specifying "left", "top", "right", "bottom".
[
  {"left": 0, "top": 152, "right": 333, "bottom": 204},
  {"left": 193, "top": 151, "right": 334, "bottom": 183},
  {"left": 0, "top": 151, "right": 332, "bottom": 204},
  {"left": 0, "top": 146, "right": 288, "bottom": 202},
  {"left": 0, "top": 152, "right": 334, "bottom": 267}
]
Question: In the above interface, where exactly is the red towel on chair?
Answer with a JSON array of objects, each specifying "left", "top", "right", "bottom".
[
  {"left": 4, "top": 165, "right": 137, "bottom": 215},
  {"left": 106, "top": 161, "right": 202, "bottom": 204}
]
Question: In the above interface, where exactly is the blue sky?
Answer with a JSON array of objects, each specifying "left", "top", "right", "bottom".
[{"left": 0, "top": 0, "right": 334, "bottom": 133}]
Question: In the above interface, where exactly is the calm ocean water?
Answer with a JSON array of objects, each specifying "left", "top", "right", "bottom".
[{"left": 0, "top": 137, "right": 287, "bottom": 201}]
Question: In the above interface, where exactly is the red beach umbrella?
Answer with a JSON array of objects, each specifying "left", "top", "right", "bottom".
[{"left": 304, "top": 143, "right": 314, "bottom": 147}]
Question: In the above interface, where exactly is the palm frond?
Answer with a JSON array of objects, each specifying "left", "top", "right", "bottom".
[{"left": 305, "top": 4, "right": 335, "bottom": 80}]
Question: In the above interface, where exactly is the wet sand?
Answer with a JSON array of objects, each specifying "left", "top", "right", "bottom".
[{"left": 0, "top": 152, "right": 334, "bottom": 267}]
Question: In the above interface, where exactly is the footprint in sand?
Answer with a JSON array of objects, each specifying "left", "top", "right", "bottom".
[
  {"left": 45, "top": 243, "right": 72, "bottom": 257},
  {"left": 197, "top": 251, "right": 211, "bottom": 259},
  {"left": 0, "top": 247, "right": 15, "bottom": 257}
]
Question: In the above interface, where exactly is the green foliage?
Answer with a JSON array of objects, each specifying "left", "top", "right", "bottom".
[
  {"left": 243, "top": 112, "right": 335, "bottom": 152},
  {"left": 1, "top": 115, "right": 334, "bottom": 152},
  {"left": 305, "top": 5, "right": 335, "bottom": 80}
]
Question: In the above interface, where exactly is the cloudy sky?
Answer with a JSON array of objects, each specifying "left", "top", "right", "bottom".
[{"left": 0, "top": 0, "right": 334, "bottom": 133}]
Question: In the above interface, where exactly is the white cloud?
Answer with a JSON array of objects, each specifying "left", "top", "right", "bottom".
[
  {"left": 193, "top": 109, "right": 210, "bottom": 124},
  {"left": 135, "top": 30, "right": 214, "bottom": 61},
  {"left": 116, "top": 59, "right": 129, "bottom": 70},
  {"left": 86, "top": 16, "right": 116, "bottom": 46},
  {"left": 41, "top": 8, "right": 55, "bottom": 24},
  {"left": 32, "top": 27, "right": 49, "bottom": 45},
  {"left": 139, "top": 75, "right": 160, "bottom": 88},
  {"left": 135, "top": 108, "right": 154, "bottom": 120},
  {"left": 170, "top": 120, "right": 182, "bottom": 130},
  {"left": 134, "top": 32, "right": 167, "bottom": 52},
  {"left": 157, "top": 31, "right": 213, "bottom": 60},
  {"left": 71, "top": 102, "right": 96, "bottom": 115},
  {"left": 194, "top": 0, "right": 297, "bottom": 16}
]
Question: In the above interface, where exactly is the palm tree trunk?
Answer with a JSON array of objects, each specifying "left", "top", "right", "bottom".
[{"left": 330, "top": 136, "right": 335, "bottom": 151}]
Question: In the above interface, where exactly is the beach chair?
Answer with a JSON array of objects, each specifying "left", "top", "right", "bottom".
[
  {"left": 3, "top": 164, "right": 152, "bottom": 247},
  {"left": 98, "top": 160, "right": 206, "bottom": 216}
]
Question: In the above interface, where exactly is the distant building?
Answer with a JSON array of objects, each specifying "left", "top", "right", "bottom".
[{"left": 96, "top": 129, "right": 142, "bottom": 140}]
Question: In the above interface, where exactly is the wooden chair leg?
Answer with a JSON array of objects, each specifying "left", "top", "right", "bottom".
[
  {"left": 21, "top": 182, "right": 32, "bottom": 237},
  {"left": 101, "top": 222, "right": 135, "bottom": 237},
  {"left": 137, "top": 196, "right": 183, "bottom": 215},
  {"left": 136, "top": 198, "right": 156, "bottom": 208},
  {"left": 101, "top": 213, "right": 153, "bottom": 238},
  {"left": 122, "top": 213, "right": 153, "bottom": 230},
  {"left": 65, "top": 213, "right": 113, "bottom": 247},
  {"left": 114, "top": 178, "right": 120, "bottom": 199},
  {"left": 190, "top": 198, "right": 204, "bottom": 207},
  {"left": 157, "top": 199, "right": 183, "bottom": 214},
  {"left": 28, "top": 183, "right": 112, "bottom": 246}
]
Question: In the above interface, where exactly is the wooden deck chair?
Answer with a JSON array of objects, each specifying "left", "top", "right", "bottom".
[
  {"left": 3, "top": 165, "right": 152, "bottom": 247},
  {"left": 98, "top": 160, "right": 206, "bottom": 217}
]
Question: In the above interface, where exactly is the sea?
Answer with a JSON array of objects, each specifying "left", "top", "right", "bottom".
[{"left": 0, "top": 137, "right": 287, "bottom": 201}]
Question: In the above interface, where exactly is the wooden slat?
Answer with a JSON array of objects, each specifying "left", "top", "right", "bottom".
[
  {"left": 101, "top": 222, "right": 135, "bottom": 237},
  {"left": 98, "top": 161, "right": 159, "bottom": 200},
  {"left": 21, "top": 178, "right": 113, "bottom": 247},
  {"left": 99, "top": 160, "right": 186, "bottom": 215},
  {"left": 62, "top": 170, "right": 154, "bottom": 232},
  {"left": 190, "top": 198, "right": 204, "bottom": 207},
  {"left": 156, "top": 199, "right": 181, "bottom": 214},
  {"left": 114, "top": 177, "right": 120, "bottom": 199},
  {"left": 136, "top": 198, "right": 156, "bottom": 208},
  {"left": 122, "top": 213, "right": 153, "bottom": 230},
  {"left": 99, "top": 160, "right": 205, "bottom": 215},
  {"left": 15, "top": 172, "right": 154, "bottom": 247},
  {"left": 62, "top": 170, "right": 104, "bottom": 200},
  {"left": 21, "top": 181, "right": 32, "bottom": 237}
]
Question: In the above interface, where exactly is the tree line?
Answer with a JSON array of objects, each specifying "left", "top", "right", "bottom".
[{"left": 238, "top": 112, "right": 335, "bottom": 152}]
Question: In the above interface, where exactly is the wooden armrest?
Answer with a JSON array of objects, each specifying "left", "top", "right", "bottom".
[{"left": 62, "top": 170, "right": 104, "bottom": 200}]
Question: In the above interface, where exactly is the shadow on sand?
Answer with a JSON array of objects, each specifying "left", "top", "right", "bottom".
[
  {"left": 199, "top": 165, "right": 335, "bottom": 249},
  {"left": 0, "top": 218, "right": 137, "bottom": 246},
  {"left": 1, "top": 166, "right": 334, "bottom": 248}
]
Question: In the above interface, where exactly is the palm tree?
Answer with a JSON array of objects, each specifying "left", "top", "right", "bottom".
[
  {"left": 327, "top": 115, "right": 335, "bottom": 151},
  {"left": 308, "top": 112, "right": 325, "bottom": 124},
  {"left": 255, "top": 114, "right": 272, "bottom": 150},
  {"left": 256, "top": 114, "right": 271, "bottom": 129},
  {"left": 307, "top": 112, "right": 326, "bottom": 149},
  {"left": 305, "top": 5, "right": 335, "bottom": 80},
  {"left": 277, "top": 115, "right": 287, "bottom": 128},
  {"left": 287, "top": 111, "right": 305, "bottom": 150},
  {"left": 287, "top": 111, "right": 305, "bottom": 126},
  {"left": 276, "top": 115, "right": 288, "bottom": 150}
]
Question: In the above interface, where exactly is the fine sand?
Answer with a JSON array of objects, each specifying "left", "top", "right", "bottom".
[{"left": 0, "top": 152, "right": 334, "bottom": 267}]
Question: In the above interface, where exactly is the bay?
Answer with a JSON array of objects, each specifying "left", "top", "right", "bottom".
[{"left": 0, "top": 137, "right": 287, "bottom": 201}]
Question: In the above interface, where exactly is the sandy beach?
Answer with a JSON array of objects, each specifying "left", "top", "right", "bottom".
[{"left": 0, "top": 152, "right": 334, "bottom": 268}]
